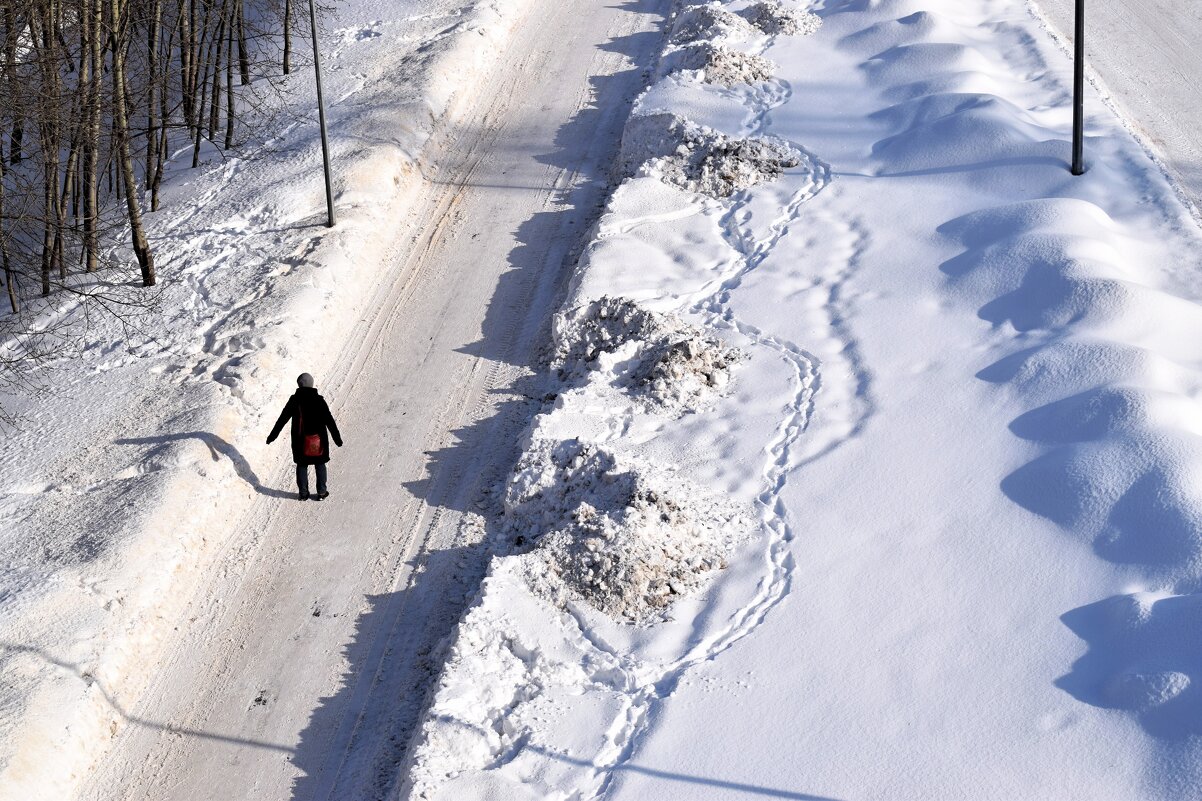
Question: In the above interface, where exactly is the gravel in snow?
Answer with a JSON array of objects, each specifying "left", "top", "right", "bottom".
[
  {"left": 738, "top": 1, "right": 821, "bottom": 36},
  {"left": 658, "top": 43, "right": 778, "bottom": 86}
]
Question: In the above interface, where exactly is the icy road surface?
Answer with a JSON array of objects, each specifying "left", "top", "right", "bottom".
[{"left": 73, "top": 1, "right": 670, "bottom": 799}]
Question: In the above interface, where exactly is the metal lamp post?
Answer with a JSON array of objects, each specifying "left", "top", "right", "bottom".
[
  {"left": 1071, "top": 0, "right": 1085, "bottom": 175},
  {"left": 308, "top": 0, "right": 336, "bottom": 226}
]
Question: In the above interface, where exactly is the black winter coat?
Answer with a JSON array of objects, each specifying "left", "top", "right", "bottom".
[{"left": 267, "top": 387, "right": 343, "bottom": 465}]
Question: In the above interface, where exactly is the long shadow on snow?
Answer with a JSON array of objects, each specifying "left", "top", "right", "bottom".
[
  {"left": 115, "top": 431, "right": 296, "bottom": 499},
  {"left": 0, "top": 642, "right": 295, "bottom": 754},
  {"left": 1055, "top": 592, "right": 1202, "bottom": 741},
  {"left": 426, "top": 715, "right": 845, "bottom": 800},
  {"left": 287, "top": 5, "right": 674, "bottom": 799}
]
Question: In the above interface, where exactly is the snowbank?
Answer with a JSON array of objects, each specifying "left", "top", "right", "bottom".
[
  {"left": 504, "top": 439, "right": 750, "bottom": 622},
  {"left": 656, "top": 43, "right": 777, "bottom": 86},
  {"left": 0, "top": 1, "right": 534, "bottom": 797},
  {"left": 398, "top": 1, "right": 826, "bottom": 798},
  {"left": 619, "top": 113, "right": 802, "bottom": 197}
]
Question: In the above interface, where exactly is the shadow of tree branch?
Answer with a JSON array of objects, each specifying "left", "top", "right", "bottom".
[{"left": 0, "top": 642, "right": 295, "bottom": 755}]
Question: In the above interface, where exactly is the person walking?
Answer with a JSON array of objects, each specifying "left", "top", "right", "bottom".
[{"left": 266, "top": 373, "right": 343, "bottom": 501}]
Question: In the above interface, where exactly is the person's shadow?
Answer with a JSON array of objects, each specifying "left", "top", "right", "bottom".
[{"left": 115, "top": 432, "right": 296, "bottom": 499}]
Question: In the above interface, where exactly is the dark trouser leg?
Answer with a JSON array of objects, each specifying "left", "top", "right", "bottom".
[
  {"left": 297, "top": 464, "right": 310, "bottom": 495},
  {"left": 315, "top": 462, "right": 328, "bottom": 494}
]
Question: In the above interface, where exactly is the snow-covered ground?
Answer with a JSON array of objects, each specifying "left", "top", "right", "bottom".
[
  {"left": 5, "top": 0, "right": 677, "bottom": 799},
  {"left": 401, "top": 1, "right": 1202, "bottom": 799},
  {"left": 0, "top": 0, "right": 535, "bottom": 797},
  {"left": 8, "top": 0, "right": 1202, "bottom": 797}
]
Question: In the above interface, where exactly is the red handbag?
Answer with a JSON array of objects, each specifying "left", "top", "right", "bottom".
[{"left": 298, "top": 407, "right": 323, "bottom": 458}]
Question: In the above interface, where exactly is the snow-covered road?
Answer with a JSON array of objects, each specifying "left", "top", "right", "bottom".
[
  {"left": 1033, "top": 0, "right": 1202, "bottom": 212},
  {"left": 66, "top": 1, "right": 670, "bottom": 799}
]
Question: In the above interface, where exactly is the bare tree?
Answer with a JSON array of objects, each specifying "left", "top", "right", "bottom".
[
  {"left": 110, "top": 0, "right": 155, "bottom": 285},
  {"left": 0, "top": 0, "right": 321, "bottom": 404}
]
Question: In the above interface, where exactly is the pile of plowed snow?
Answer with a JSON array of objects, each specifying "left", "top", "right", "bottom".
[
  {"left": 739, "top": 0, "right": 820, "bottom": 35},
  {"left": 669, "top": 4, "right": 756, "bottom": 44},
  {"left": 552, "top": 296, "right": 742, "bottom": 413},
  {"left": 658, "top": 43, "right": 776, "bottom": 86},
  {"left": 502, "top": 439, "right": 750, "bottom": 623},
  {"left": 618, "top": 113, "right": 800, "bottom": 197},
  {"left": 669, "top": 1, "right": 820, "bottom": 43}
]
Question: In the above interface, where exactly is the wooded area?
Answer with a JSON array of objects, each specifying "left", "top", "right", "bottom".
[{"left": 0, "top": 0, "right": 301, "bottom": 315}]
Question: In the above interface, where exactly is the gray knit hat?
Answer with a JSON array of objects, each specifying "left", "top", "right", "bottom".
[{"left": 297, "top": 373, "right": 315, "bottom": 388}]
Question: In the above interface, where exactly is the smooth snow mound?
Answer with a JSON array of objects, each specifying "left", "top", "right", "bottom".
[
  {"left": 738, "top": 1, "right": 821, "bottom": 36},
  {"left": 502, "top": 440, "right": 750, "bottom": 623},
  {"left": 552, "top": 296, "right": 742, "bottom": 414},
  {"left": 619, "top": 113, "right": 801, "bottom": 197},
  {"left": 658, "top": 43, "right": 777, "bottom": 86}
]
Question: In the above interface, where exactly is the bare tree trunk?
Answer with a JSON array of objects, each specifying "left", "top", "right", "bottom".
[
  {"left": 180, "top": 0, "right": 195, "bottom": 130},
  {"left": 151, "top": 8, "right": 178, "bottom": 212},
  {"left": 56, "top": 131, "right": 81, "bottom": 281},
  {"left": 3, "top": 5, "right": 22, "bottom": 165},
  {"left": 235, "top": 0, "right": 248, "bottom": 85},
  {"left": 224, "top": 0, "right": 234, "bottom": 149},
  {"left": 144, "top": 0, "right": 163, "bottom": 190},
  {"left": 190, "top": 0, "right": 217, "bottom": 167},
  {"left": 0, "top": 149, "right": 15, "bottom": 313},
  {"left": 33, "top": 4, "right": 58, "bottom": 296},
  {"left": 83, "top": 0, "right": 102, "bottom": 271},
  {"left": 208, "top": 10, "right": 224, "bottom": 142},
  {"left": 282, "top": 0, "right": 291, "bottom": 74},
  {"left": 111, "top": 0, "right": 155, "bottom": 286}
]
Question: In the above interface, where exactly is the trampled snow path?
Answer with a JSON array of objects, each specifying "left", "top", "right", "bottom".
[{"left": 0, "top": 1, "right": 543, "bottom": 795}]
